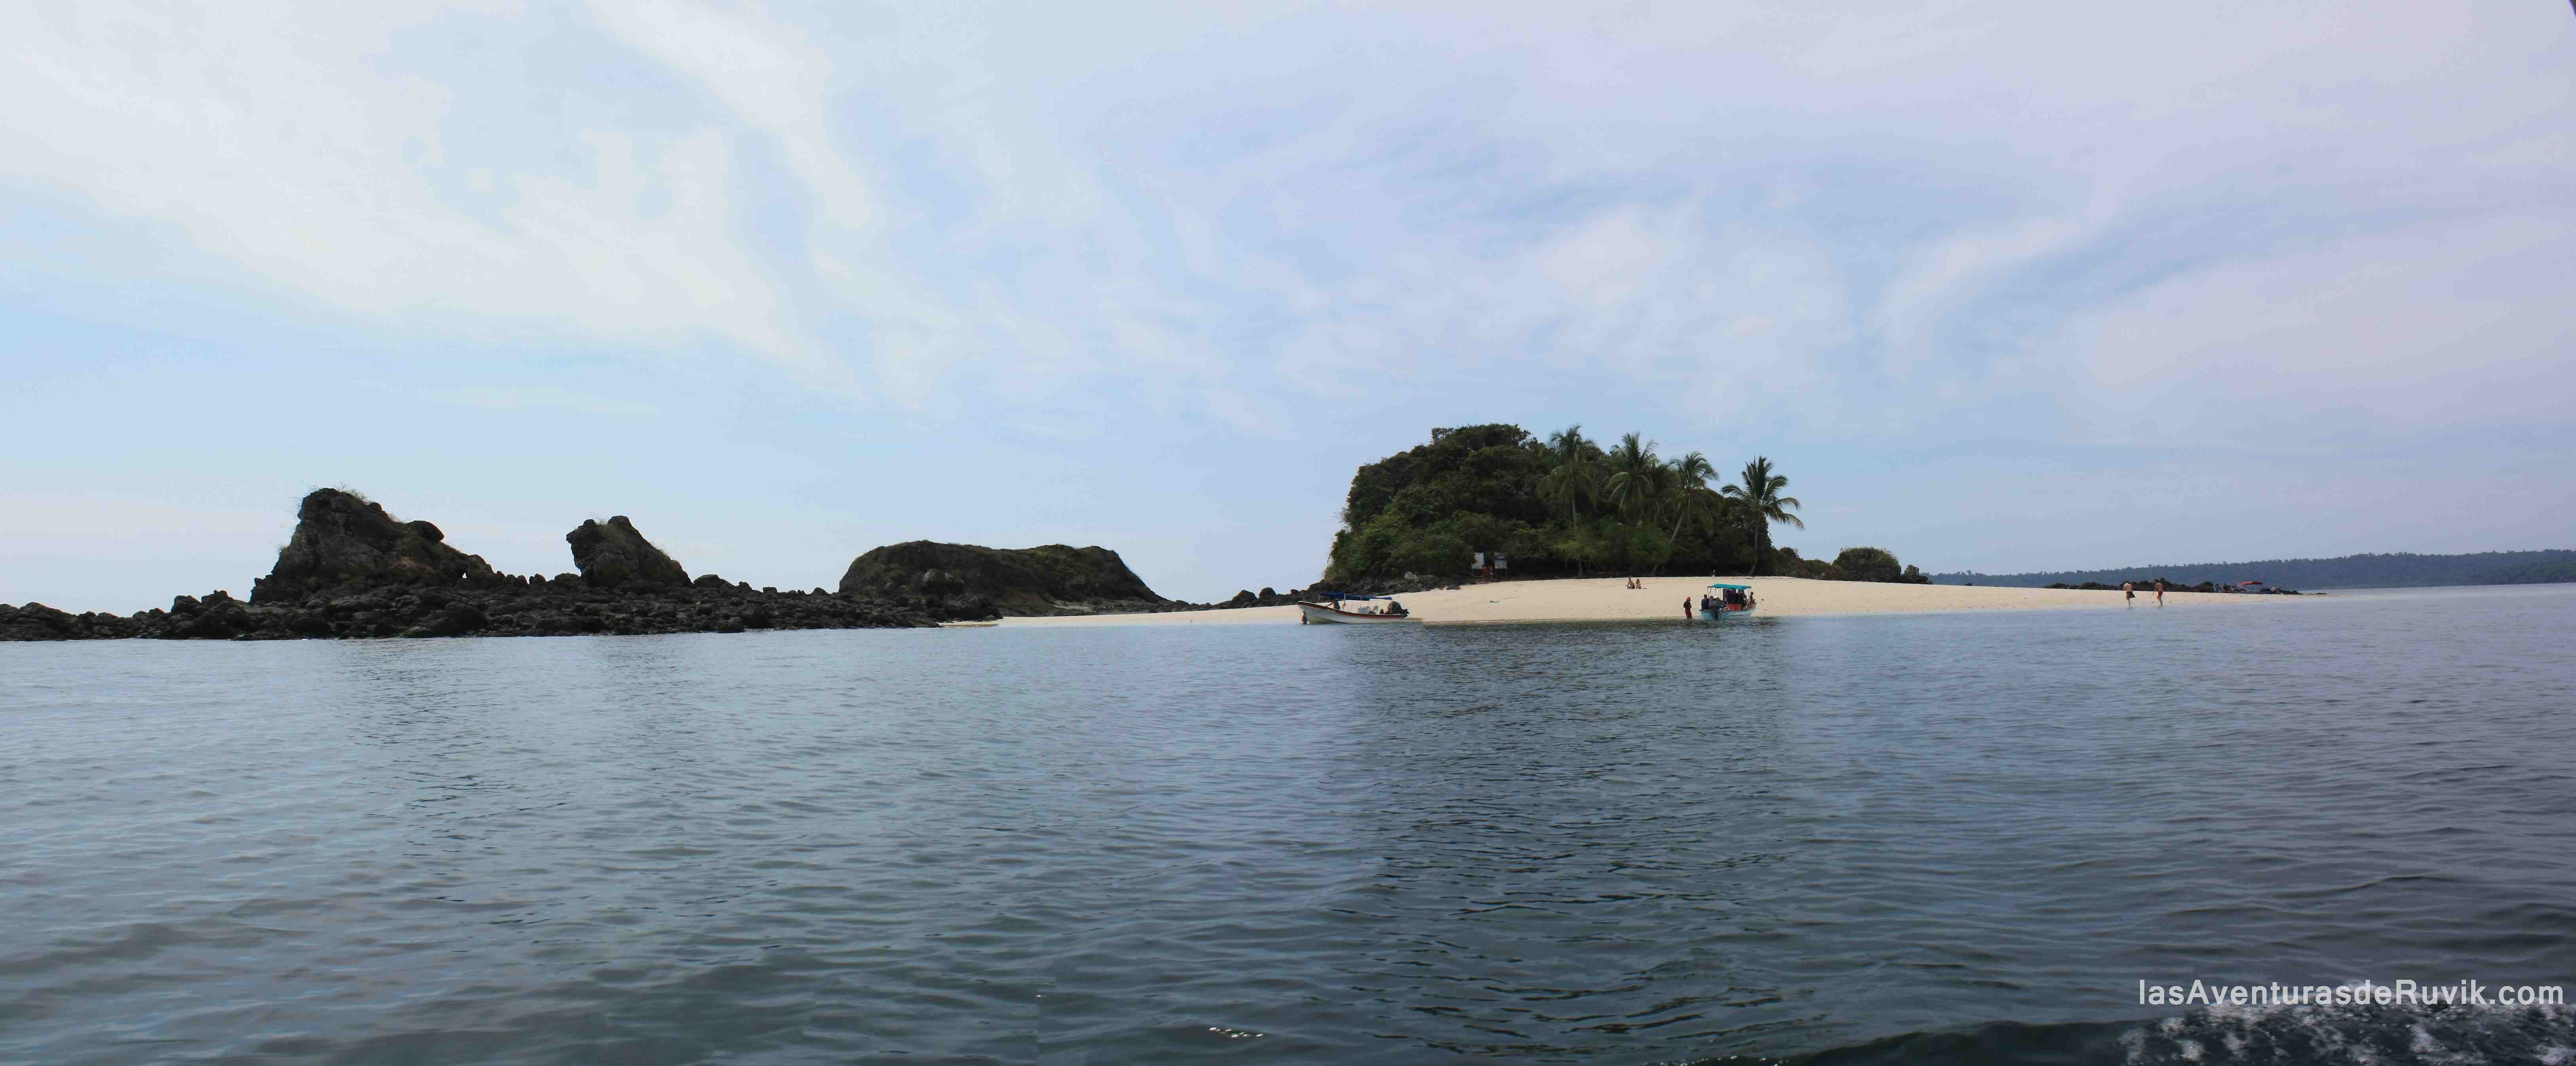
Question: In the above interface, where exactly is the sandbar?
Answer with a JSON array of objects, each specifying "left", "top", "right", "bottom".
[{"left": 993, "top": 577, "right": 2315, "bottom": 627}]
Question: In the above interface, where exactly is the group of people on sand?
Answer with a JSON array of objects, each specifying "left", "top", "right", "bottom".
[{"left": 2122, "top": 579, "right": 2167, "bottom": 606}]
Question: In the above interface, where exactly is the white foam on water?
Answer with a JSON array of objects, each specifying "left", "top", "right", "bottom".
[{"left": 2116, "top": 1000, "right": 2575, "bottom": 1065}]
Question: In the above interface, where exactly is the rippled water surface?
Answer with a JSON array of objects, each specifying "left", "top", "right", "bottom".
[{"left": 6, "top": 585, "right": 2575, "bottom": 1065}]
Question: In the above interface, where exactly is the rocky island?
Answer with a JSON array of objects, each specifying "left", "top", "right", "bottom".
[
  {"left": 1, "top": 489, "right": 1208, "bottom": 641},
  {"left": 838, "top": 540, "right": 1176, "bottom": 617}
]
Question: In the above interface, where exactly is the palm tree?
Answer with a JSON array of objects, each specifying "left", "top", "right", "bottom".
[
  {"left": 1537, "top": 425, "right": 1602, "bottom": 528},
  {"left": 1659, "top": 451, "right": 1725, "bottom": 543},
  {"left": 1537, "top": 425, "right": 1608, "bottom": 577},
  {"left": 1601, "top": 432, "right": 1666, "bottom": 524},
  {"left": 1720, "top": 456, "right": 1802, "bottom": 576}
]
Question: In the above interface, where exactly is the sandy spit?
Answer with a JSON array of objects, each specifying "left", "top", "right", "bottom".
[{"left": 991, "top": 576, "right": 2318, "bottom": 628}]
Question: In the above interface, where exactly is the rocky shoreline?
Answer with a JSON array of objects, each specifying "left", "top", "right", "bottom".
[
  {"left": 0, "top": 488, "right": 1470, "bottom": 644},
  {"left": 0, "top": 581, "right": 941, "bottom": 641},
  {"left": 0, "top": 488, "right": 1245, "bottom": 642},
  {"left": 1202, "top": 574, "right": 1459, "bottom": 610}
]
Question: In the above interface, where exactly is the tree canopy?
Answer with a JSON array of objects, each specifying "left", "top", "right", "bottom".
[{"left": 1324, "top": 424, "right": 1929, "bottom": 585}]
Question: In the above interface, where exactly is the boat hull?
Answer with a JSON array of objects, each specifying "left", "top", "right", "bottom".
[
  {"left": 1298, "top": 602, "right": 1418, "bottom": 624},
  {"left": 1698, "top": 605, "right": 1753, "bottom": 620}
]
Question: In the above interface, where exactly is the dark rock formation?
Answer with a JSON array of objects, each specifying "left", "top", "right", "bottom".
[
  {"left": 11, "top": 489, "right": 946, "bottom": 642},
  {"left": 250, "top": 489, "right": 501, "bottom": 603},
  {"left": 1, "top": 602, "right": 94, "bottom": 641},
  {"left": 1200, "top": 583, "right": 1436, "bottom": 611},
  {"left": 836, "top": 541, "right": 1173, "bottom": 618},
  {"left": 1315, "top": 575, "right": 1460, "bottom": 598},
  {"left": 5, "top": 579, "right": 946, "bottom": 642},
  {"left": 8, "top": 487, "right": 1402, "bottom": 641},
  {"left": 566, "top": 516, "right": 689, "bottom": 589}
]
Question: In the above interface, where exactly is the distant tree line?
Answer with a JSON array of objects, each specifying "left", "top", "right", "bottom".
[
  {"left": 1930, "top": 549, "right": 2576, "bottom": 590},
  {"left": 2041, "top": 580, "right": 2303, "bottom": 595},
  {"left": 1322, "top": 424, "right": 1931, "bottom": 584}
]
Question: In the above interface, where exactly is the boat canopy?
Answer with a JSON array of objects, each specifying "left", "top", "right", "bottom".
[
  {"left": 1706, "top": 583, "right": 1751, "bottom": 591},
  {"left": 1319, "top": 592, "right": 1399, "bottom": 600}
]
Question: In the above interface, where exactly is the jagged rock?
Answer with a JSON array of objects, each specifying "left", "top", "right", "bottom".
[
  {"left": 837, "top": 541, "right": 1167, "bottom": 618},
  {"left": 251, "top": 489, "right": 500, "bottom": 604},
  {"left": 566, "top": 516, "right": 689, "bottom": 589},
  {"left": 6, "top": 489, "right": 969, "bottom": 642}
]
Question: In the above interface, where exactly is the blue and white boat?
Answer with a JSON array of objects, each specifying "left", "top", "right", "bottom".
[{"left": 1698, "top": 583, "right": 1755, "bottom": 620}]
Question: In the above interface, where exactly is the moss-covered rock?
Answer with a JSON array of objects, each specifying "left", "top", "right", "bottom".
[{"left": 836, "top": 541, "right": 1167, "bottom": 617}]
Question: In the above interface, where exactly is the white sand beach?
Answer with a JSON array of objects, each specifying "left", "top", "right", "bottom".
[{"left": 993, "top": 576, "right": 2317, "bottom": 627}]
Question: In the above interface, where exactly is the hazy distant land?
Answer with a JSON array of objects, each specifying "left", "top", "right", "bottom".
[{"left": 1929, "top": 550, "right": 2576, "bottom": 590}]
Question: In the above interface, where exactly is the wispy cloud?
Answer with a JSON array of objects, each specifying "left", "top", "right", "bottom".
[{"left": 8, "top": 1, "right": 2568, "bottom": 438}]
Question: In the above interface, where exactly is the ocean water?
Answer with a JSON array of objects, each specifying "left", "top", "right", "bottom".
[{"left": 5, "top": 584, "right": 2574, "bottom": 1065}]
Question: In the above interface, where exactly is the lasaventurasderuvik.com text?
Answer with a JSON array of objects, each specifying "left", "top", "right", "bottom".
[{"left": 2140, "top": 979, "right": 2564, "bottom": 1007}]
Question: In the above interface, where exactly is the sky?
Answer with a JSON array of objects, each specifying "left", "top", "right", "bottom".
[{"left": 5, "top": 1, "right": 2572, "bottom": 613}]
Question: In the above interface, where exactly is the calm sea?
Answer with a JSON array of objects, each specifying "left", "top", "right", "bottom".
[{"left": 6, "top": 585, "right": 2573, "bottom": 1065}]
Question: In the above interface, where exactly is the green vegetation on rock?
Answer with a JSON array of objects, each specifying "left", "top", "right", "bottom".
[
  {"left": 1323, "top": 424, "right": 1927, "bottom": 585},
  {"left": 836, "top": 540, "right": 1169, "bottom": 617}
]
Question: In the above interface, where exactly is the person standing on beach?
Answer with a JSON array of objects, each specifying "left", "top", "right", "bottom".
[
  {"left": 1683, "top": 598, "right": 1693, "bottom": 620},
  {"left": 2123, "top": 581, "right": 2135, "bottom": 604},
  {"left": 2155, "top": 578, "right": 2166, "bottom": 605}
]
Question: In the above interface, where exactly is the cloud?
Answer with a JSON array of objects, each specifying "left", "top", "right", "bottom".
[
  {"left": 1, "top": 0, "right": 2569, "bottom": 447},
  {"left": 2032, "top": 213, "right": 2576, "bottom": 449}
]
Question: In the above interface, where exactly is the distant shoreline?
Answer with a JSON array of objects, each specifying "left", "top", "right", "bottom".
[
  {"left": 1930, "top": 549, "right": 2575, "bottom": 590},
  {"left": 993, "top": 576, "right": 2318, "bottom": 628}
]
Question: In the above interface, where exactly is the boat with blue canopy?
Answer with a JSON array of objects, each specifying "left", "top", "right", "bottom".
[{"left": 1698, "top": 583, "right": 1755, "bottom": 620}]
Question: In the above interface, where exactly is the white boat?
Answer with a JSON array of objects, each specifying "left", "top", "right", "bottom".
[{"left": 1297, "top": 595, "right": 1418, "bottom": 624}]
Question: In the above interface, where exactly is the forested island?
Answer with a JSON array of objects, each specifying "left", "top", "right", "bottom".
[
  {"left": 1322, "top": 424, "right": 1929, "bottom": 585},
  {"left": 1930, "top": 550, "right": 2576, "bottom": 591}
]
